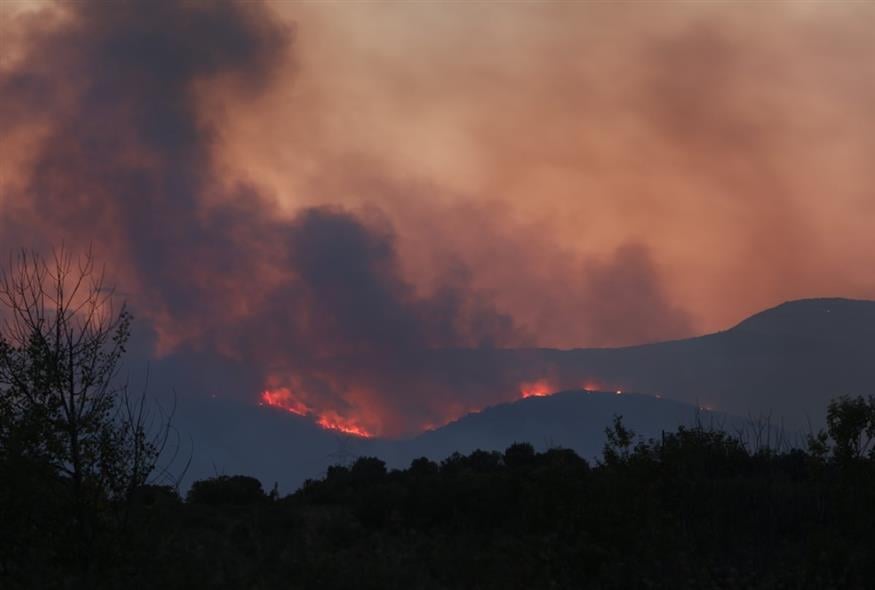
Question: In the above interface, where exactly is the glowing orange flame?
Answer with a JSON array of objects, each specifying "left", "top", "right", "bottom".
[
  {"left": 262, "top": 376, "right": 632, "bottom": 438},
  {"left": 260, "top": 388, "right": 373, "bottom": 438},
  {"left": 260, "top": 387, "right": 308, "bottom": 415},
  {"left": 520, "top": 379, "right": 553, "bottom": 398},
  {"left": 580, "top": 379, "right": 626, "bottom": 395},
  {"left": 581, "top": 379, "right": 605, "bottom": 392},
  {"left": 315, "top": 414, "right": 372, "bottom": 438}
]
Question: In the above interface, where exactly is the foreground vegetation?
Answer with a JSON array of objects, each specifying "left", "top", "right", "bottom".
[
  {"left": 4, "top": 396, "right": 875, "bottom": 589},
  {"left": 3, "top": 251, "right": 875, "bottom": 588}
]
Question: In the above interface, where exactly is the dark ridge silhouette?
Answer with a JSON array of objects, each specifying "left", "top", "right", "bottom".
[
  {"left": 9, "top": 395, "right": 875, "bottom": 588},
  {"left": 731, "top": 297, "right": 875, "bottom": 338},
  {"left": 410, "top": 297, "right": 875, "bottom": 430},
  {"left": 548, "top": 297, "right": 875, "bottom": 426},
  {"left": 371, "top": 390, "right": 758, "bottom": 470},
  {"left": 162, "top": 297, "right": 875, "bottom": 492}
]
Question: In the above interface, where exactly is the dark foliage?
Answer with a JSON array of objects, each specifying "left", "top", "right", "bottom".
[
  {"left": 5, "top": 396, "right": 875, "bottom": 588},
  {"left": 187, "top": 476, "right": 267, "bottom": 506},
  {"left": 0, "top": 250, "right": 171, "bottom": 588}
]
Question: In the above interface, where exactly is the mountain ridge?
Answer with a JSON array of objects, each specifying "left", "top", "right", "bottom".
[{"left": 167, "top": 297, "right": 875, "bottom": 490}]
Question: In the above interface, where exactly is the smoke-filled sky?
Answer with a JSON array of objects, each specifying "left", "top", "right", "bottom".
[{"left": 2, "top": 0, "right": 874, "bottom": 436}]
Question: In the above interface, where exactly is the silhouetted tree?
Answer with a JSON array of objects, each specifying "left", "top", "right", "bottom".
[
  {"left": 504, "top": 442, "right": 536, "bottom": 468},
  {"left": 0, "top": 249, "right": 167, "bottom": 578},
  {"left": 826, "top": 395, "right": 875, "bottom": 461},
  {"left": 349, "top": 456, "right": 387, "bottom": 482},
  {"left": 187, "top": 475, "right": 266, "bottom": 505},
  {"left": 602, "top": 414, "right": 635, "bottom": 466}
]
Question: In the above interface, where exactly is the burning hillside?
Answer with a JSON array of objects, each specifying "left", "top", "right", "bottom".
[
  {"left": 260, "top": 373, "right": 628, "bottom": 437},
  {"left": 4, "top": 0, "right": 875, "bottom": 440},
  {"left": 260, "top": 387, "right": 373, "bottom": 438}
]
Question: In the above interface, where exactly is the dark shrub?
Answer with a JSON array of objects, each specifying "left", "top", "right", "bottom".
[{"left": 186, "top": 475, "right": 266, "bottom": 505}]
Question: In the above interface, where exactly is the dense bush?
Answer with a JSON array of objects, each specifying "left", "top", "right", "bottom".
[
  {"left": 5, "top": 396, "right": 875, "bottom": 588},
  {"left": 187, "top": 475, "right": 267, "bottom": 506}
]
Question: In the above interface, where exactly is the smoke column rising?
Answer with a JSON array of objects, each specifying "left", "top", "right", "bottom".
[
  {"left": 2, "top": 1, "right": 875, "bottom": 435},
  {"left": 0, "top": 0, "right": 536, "bottom": 436}
]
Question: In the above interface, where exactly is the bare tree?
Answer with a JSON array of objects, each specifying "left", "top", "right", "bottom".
[{"left": 0, "top": 248, "right": 168, "bottom": 573}]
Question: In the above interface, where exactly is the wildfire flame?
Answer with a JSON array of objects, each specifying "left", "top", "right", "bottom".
[
  {"left": 520, "top": 379, "right": 553, "bottom": 398},
  {"left": 260, "top": 387, "right": 308, "bottom": 416},
  {"left": 315, "top": 415, "right": 372, "bottom": 438},
  {"left": 261, "top": 376, "right": 630, "bottom": 438},
  {"left": 260, "top": 387, "right": 374, "bottom": 438},
  {"left": 521, "top": 378, "right": 626, "bottom": 399},
  {"left": 581, "top": 379, "right": 605, "bottom": 392}
]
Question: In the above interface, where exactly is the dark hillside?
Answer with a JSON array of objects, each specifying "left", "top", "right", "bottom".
[
  {"left": 28, "top": 398, "right": 874, "bottom": 590},
  {"left": 466, "top": 298, "right": 875, "bottom": 428}
]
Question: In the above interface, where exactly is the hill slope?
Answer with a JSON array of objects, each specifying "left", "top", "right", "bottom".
[
  {"left": 411, "top": 298, "right": 875, "bottom": 430},
  {"left": 164, "top": 298, "right": 875, "bottom": 490},
  {"left": 545, "top": 298, "right": 875, "bottom": 427},
  {"left": 370, "top": 390, "right": 763, "bottom": 469}
]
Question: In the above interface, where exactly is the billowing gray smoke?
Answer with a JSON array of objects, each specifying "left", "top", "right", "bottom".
[{"left": 0, "top": 0, "right": 548, "bottom": 436}]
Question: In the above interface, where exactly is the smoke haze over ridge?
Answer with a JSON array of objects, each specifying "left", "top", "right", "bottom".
[{"left": 2, "top": 0, "right": 874, "bottom": 435}]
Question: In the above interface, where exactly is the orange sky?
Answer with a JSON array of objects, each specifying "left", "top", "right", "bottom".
[
  {"left": 227, "top": 1, "right": 875, "bottom": 345},
  {"left": 3, "top": 1, "right": 875, "bottom": 348}
]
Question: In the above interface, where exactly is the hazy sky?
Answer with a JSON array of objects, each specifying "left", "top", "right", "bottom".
[
  {"left": 2, "top": 1, "right": 874, "bottom": 435},
  {"left": 4, "top": 1, "right": 875, "bottom": 346},
  {"left": 236, "top": 1, "right": 875, "bottom": 345}
]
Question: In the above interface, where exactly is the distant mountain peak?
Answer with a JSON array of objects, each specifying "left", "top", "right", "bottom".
[{"left": 731, "top": 297, "right": 875, "bottom": 336}]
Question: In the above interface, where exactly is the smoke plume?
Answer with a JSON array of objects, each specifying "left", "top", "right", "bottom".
[{"left": 2, "top": 1, "right": 874, "bottom": 435}]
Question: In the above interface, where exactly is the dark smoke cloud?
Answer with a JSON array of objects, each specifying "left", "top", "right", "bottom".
[
  {"left": 576, "top": 244, "right": 692, "bottom": 346},
  {"left": 252, "top": 1, "right": 875, "bottom": 347},
  {"left": 0, "top": 0, "right": 536, "bottom": 436},
  {"left": 1, "top": 0, "right": 289, "bottom": 328},
  {"left": 377, "top": 195, "right": 693, "bottom": 349}
]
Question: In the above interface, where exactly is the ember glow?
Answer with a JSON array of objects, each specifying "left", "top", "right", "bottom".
[
  {"left": 520, "top": 379, "right": 554, "bottom": 399},
  {"left": 3, "top": 0, "right": 875, "bottom": 441},
  {"left": 582, "top": 379, "right": 609, "bottom": 393},
  {"left": 260, "top": 388, "right": 308, "bottom": 416},
  {"left": 260, "top": 388, "right": 373, "bottom": 438},
  {"left": 521, "top": 378, "right": 624, "bottom": 399},
  {"left": 263, "top": 376, "right": 635, "bottom": 438},
  {"left": 315, "top": 414, "right": 372, "bottom": 439}
]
